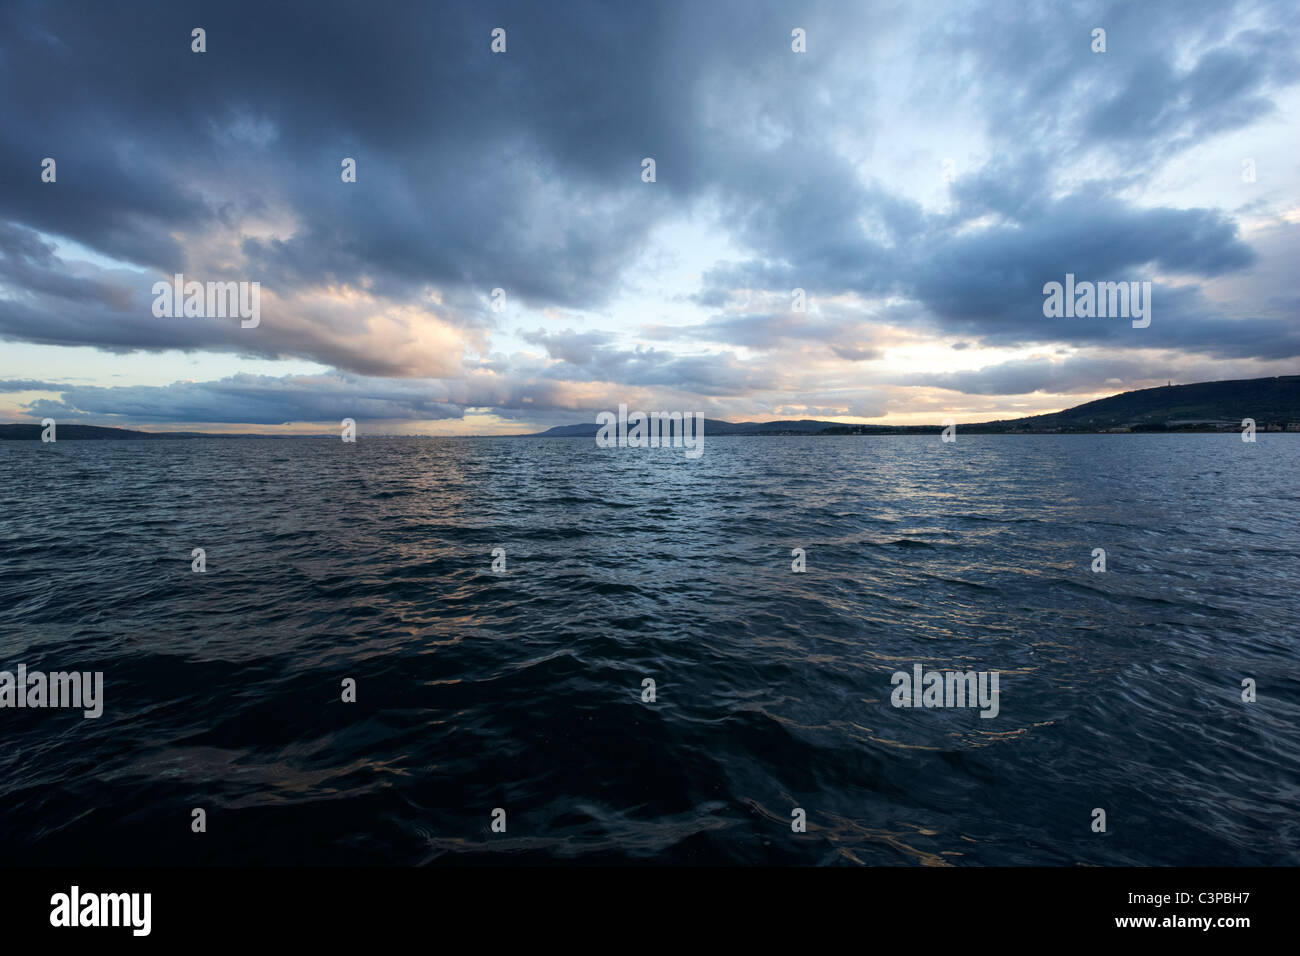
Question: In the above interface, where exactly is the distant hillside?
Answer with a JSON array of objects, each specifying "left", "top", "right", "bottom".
[
  {"left": 531, "top": 376, "right": 1300, "bottom": 436},
  {"left": 969, "top": 375, "right": 1300, "bottom": 432},
  {"left": 0, "top": 424, "right": 326, "bottom": 440},
  {"left": 4, "top": 376, "right": 1297, "bottom": 438},
  {"left": 531, "top": 418, "right": 835, "bottom": 437},
  {"left": 0, "top": 423, "right": 183, "bottom": 440}
]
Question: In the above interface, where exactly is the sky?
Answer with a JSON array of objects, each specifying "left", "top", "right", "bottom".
[{"left": 1, "top": 0, "right": 1298, "bottom": 435}]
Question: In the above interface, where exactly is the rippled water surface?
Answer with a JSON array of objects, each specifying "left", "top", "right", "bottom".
[{"left": 1, "top": 435, "right": 1297, "bottom": 865}]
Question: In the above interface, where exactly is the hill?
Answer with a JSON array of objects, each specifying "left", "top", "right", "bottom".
[
  {"left": 968, "top": 375, "right": 1300, "bottom": 432},
  {"left": 530, "top": 375, "right": 1300, "bottom": 436},
  {"left": 0, "top": 423, "right": 185, "bottom": 440},
  {"left": 530, "top": 418, "right": 836, "bottom": 437},
  {"left": 3, "top": 376, "right": 1297, "bottom": 438}
]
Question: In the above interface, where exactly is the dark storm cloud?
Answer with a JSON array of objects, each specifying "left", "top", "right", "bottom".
[
  {"left": 23, "top": 374, "right": 468, "bottom": 425},
  {"left": 694, "top": 181, "right": 1293, "bottom": 361},
  {"left": 0, "top": 0, "right": 1297, "bottom": 418},
  {"left": 683, "top": 0, "right": 1299, "bottom": 359},
  {"left": 519, "top": 326, "right": 781, "bottom": 394},
  {"left": 696, "top": 153, "right": 916, "bottom": 302},
  {"left": 908, "top": 199, "right": 1260, "bottom": 337},
  {"left": 928, "top": 0, "right": 1300, "bottom": 162},
  {"left": 0, "top": 220, "right": 136, "bottom": 312},
  {"left": 1080, "top": 28, "right": 1299, "bottom": 151},
  {"left": 0, "top": 0, "right": 806, "bottom": 314}
]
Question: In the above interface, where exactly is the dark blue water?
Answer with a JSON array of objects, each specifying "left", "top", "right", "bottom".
[{"left": 1, "top": 435, "right": 1297, "bottom": 865}]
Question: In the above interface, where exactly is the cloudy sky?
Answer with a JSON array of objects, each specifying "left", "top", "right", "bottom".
[{"left": 1, "top": 0, "right": 1298, "bottom": 434}]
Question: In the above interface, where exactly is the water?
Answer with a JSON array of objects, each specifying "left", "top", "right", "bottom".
[{"left": 1, "top": 434, "right": 1296, "bottom": 865}]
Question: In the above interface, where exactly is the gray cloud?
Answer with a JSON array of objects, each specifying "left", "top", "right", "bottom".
[
  {"left": 1, "top": 0, "right": 1297, "bottom": 424},
  {"left": 0, "top": 378, "right": 60, "bottom": 392}
]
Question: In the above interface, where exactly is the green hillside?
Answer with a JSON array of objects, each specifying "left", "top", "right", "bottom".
[{"left": 975, "top": 375, "right": 1300, "bottom": 432}]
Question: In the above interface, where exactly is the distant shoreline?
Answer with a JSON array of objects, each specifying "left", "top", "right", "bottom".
[
  {"left": 4, "top": 374, "right": 1297, "bottom": 440},
  {"left": 4, "top": 425, "right": 1300, "bottom": 440}
]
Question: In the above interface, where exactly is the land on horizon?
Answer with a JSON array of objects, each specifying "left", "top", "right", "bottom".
[
  {"left": 4, "top": 0, "right": 1300, "bottom": 892},
  {"left": 3, "top": 375, "right": 1298, "bottom": 439}
]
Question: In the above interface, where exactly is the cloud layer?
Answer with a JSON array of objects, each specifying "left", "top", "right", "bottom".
[{"left": 1, "top": 0, "right": 1297, "bottom": 428}]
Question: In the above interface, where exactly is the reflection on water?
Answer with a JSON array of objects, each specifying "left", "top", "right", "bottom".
[{"left": 1, "top": 434, "right": 1297, "bottom": 865}]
